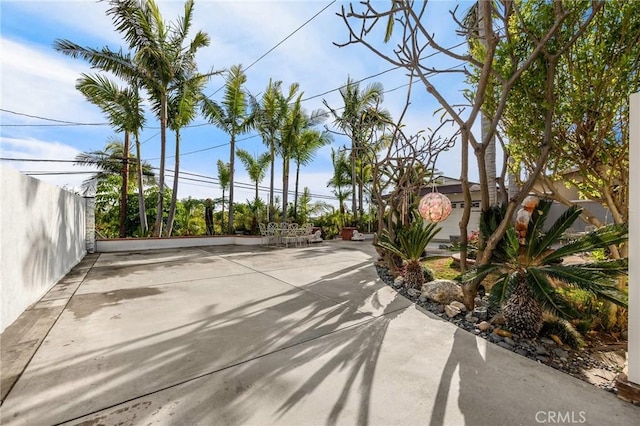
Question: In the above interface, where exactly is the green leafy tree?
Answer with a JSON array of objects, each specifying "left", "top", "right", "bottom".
[
  {"left": 291, "top": 128, "right": 332, "bottom": 219},
  {"left": 327, "top": 148, "right": 352, "bottom": 226},
  {"left": 166, "top": 73, "right": 213, "bottom": 236},
  {"left": 201, "top": 64, "right": 254, "bottom": 234},
  {"left": 252, "top": 79, "right": 287, "bottom": 221},
  {"left": 324, "top": 77, "right": 390, "bottom": 225},
  {"left": 459, "top": 200, "right": 628, "bottom": 338},
  {"left": 236, "top": 149, "right": 270, "bottom": 203},
  {"left": 75, "top": 74, "right": 147, "bottom": 237},
  {"left": 55, "top": 0, "right": 211, "bottom": 237},
  {"left": 216, "top": 160, "right": 231, "bottom": 231},
  {"left": 174, "top": 197, "right": 205, "bottom": 236}
]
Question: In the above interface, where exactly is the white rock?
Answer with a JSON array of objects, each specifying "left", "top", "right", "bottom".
[{"left": 445, "top": 304, "right": 462, "bottom": 318}]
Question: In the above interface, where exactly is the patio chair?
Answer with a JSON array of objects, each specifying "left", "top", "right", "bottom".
[
  {"left": 297, "top": 223, "right": 313, "bottom": 246},
  {"left": 267, "top": 222, "right": 280, "bottom": 246},
  {"left": 282, "top": 223, "right": 299, "bottom": 247},
  {"left": 258, "top": 223, "right": 269, "bottom": 246}
]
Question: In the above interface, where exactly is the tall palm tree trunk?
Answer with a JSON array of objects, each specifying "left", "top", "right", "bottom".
[
  {"left": 221, "top": 189, "right": 226, "bottom": 227},
  {"left": 351, "top": 146, "right": 357, "bottom": 224},
  {"left": 294, "top": 163, "right": 301, "bottom": 220},
  {"left": 269, "top": 145, "right": 275, "bottom": 222},
  {"left": 134, "top": 133, "right": 148, "bottom": 235},
  {"left": 282, "top": 157, "right": 289, "bottom": 222},
  {"left": 166, "top": 130, "right": 180, "bottom": 236},
  {"left": 154, "top": 96, "right": 168, "bottom": 237},
  {"left": 228, "top": 135, "right": 235, "bottom": 234},
  {"left": 119, "top": 131, "right": 130, "bottom": 238}
]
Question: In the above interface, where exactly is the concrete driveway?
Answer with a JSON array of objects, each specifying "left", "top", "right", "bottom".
[{"left": 1, "top": 241, "right": 637, "bottom": 425}]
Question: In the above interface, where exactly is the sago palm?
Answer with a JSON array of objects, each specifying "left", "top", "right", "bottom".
[
  {"left": 459, "top": 200, "right": 628, "bottom": 338},
  {"left": 376, "top": 219, "right": 441, "bottom": 289}
]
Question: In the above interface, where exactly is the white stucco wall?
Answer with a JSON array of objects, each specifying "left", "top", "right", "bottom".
[
  {"left": 628, "top": 93, "right": 639, "bottom": 384},
  {"left": 0, "top": 166, "right": 87, "bottom": 332}
]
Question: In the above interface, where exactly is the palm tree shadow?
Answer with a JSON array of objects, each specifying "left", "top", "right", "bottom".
[{"left": 429, "top": 328, "right": 490, "bottom": 426}]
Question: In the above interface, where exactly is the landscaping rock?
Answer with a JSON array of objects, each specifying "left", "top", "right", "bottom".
[
  {"left": 490, "top": 313, "right": 506, "bottom": 325},
  {"left": 494, "top": 329, "right": 512, "bottom": 338},
  {"left": 478, "top": 321, "right": 492, "bottom": 332},
  {"left": 472, "top": 306, "right": 488, "bottom": 320},
  {"left": 489, "top": 333, "right": 503, "bottom": 343},
  {"left": 450, "top": 301, "right": 466, "bottom": 312},
  {"left": 393, "top": 276, "right": 405, "bottom": 288},
  {"left": 421, "top": 279, "right": 464, "bottom": 305},
  {"left": 553, "top": 348, "right": 569, "bottom": 359},
  {"left": 445, "top": 304, "right": 462, "bottom": 318},
  {"left": 498, "top": 341, "right": 514, "bottom": 350},
  {"left": 503, "top": 337, "right": 516, "bottom": 347},
  {"left": 465, "top": 313, "right": 479, "bottom": 324},
  {"left": 407, "top": 288, "right": 420, "bottom": 298},
  {"left": 540, "top": 337, "right": 556, "bottom": 345},
  {"left": 535, "top": 345, "right": 549, "bottom": 356}
]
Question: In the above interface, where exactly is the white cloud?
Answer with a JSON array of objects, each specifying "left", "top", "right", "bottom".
[
  {"left": 0, "top": 136, "right": 98, "bottom": 192},
  {"left": 0, "top": 37, "right": 105, "bottom": 124}
]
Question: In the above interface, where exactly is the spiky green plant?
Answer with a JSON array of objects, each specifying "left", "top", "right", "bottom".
[
  {"left": 459, "top": 200, "right": 628, "bottom": 338},
  {"left": 376, "top": 220, "right": 441, "bottom": 289}
]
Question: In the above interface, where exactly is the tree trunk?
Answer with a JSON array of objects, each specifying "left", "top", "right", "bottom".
[
  {"left": 269, "top": 142, "right": 275, "bottom": 222},
  {"left": 154, "top": 94, "right": 167, "bottom": 237},
  {"left": 282, "top": 155, "right": 289, "bottom": 222},
  {"left": 293, "top": 162, "right": 300, "bottom": 220},
  {"left": 134, "top": 133, "right": 147, "bottom": 235},
  {"left": 119, "top": 131, "right": 130, "bottom": 238},
  {"left": 351, "top": 144, "right": 357, "bottom": 224},
  {"left": 166, "top": 130, "right": 180, "bottom": 236},
  {"left": 228, "top": 135, "right": 235, "bottom": 234}
]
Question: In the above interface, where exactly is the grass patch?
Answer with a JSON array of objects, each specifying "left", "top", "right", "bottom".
[{"left": 422, "top": 256, "right": 461, "bottom": 280}]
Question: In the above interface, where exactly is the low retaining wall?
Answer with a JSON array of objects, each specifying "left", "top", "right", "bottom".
[{"left": 96, "top": 235, "right": 263, "bottom": 252}]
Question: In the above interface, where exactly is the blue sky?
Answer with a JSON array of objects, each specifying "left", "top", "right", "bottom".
[{"left": 1, "top": 0, "right": 478, "bottom": 206}]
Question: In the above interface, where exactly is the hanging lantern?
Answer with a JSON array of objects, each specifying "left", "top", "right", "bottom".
[{"left": 419, "top": 192, "right": 452, "bottom": 223}]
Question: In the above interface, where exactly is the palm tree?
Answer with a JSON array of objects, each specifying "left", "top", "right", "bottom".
[
  {"left": 216, "top": 160, "right": 231, "bottom": 229},
  {"left": 55, "top": 0, "right": 211, "bottom": 237},
  {"left": 165, "top": 74, "right": 211, "bottom": 236},
  {"left": 323, "top": 77, "right": 390, "bottom": 225},
  {"left": 236, "top": 149, "right": 270, "bottom": 202},
  {"left": 252, "top": 79, "right": 287, "bottom": 222},
  {"left": 376, "top": 219, "right": 442, "bottom": 289},
  {"left": 276, "top": 86, "right": 304, "bottom": 222},
  {"left": 76, "top": 73, "right": 146, "bottom": 237},
  {"left": 291, "top": 128, "right": 332, "bottom": 219},
  {"left": 464, "top": 1, "right": 497, "bottom": 205},
  {"left": 327, "top": 148, "right": 352, "bottom": 225},
  {"left": 75, "top": 140, "right": 155, "bottom": 236},
  {"left": 459, "top": 199, "right": 628, "bottom": 338},
  {"left": 201, "top": 64, "right": 253, "bottom": 234}
]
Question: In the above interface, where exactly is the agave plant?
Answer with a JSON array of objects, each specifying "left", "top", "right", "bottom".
[
  {"left": 459, "top": 200, "right": 628, "bottom": 338},
  {"left": 376, "top": 219, "right": 441, "bottom": 289}
]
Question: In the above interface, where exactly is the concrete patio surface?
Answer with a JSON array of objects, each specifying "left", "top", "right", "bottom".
[{"left": 1, "top": 241, "right": 638, "bottom": 425}]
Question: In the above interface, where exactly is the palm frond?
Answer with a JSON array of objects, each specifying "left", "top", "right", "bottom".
[
  {"left": 544, "top": 223, "right": 628, "bottom": 263},
  {"left": 532, "top": 204, "right": 582, "bottom": 260},
  {"left": 527, "top": 268, "right": 576, "bottom": 318},
  {"left": 488, "top": 271, "right": 518, "bottom": 306}
]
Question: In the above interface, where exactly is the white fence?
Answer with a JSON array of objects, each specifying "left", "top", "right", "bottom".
[{"left": 0, "top": 166, "right": 88, "bottom": 332}]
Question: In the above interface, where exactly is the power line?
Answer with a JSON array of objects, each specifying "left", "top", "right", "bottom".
[
  {"left": 0, "top": 108, "right": 109, "bottom": 126},
  {"left": 2, "top": 157, "right": 339, "bottom": 201},
  {"left": 208, "top": 0, "right": 337, "bottom": 98}
]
